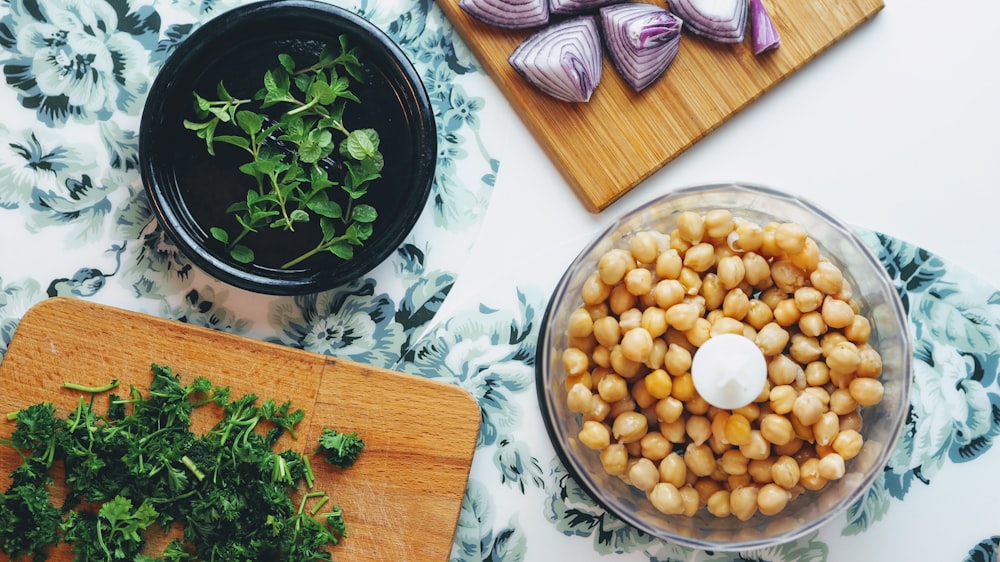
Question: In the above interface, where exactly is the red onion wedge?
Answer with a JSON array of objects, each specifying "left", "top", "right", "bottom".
[
  {"left": 669, "top": 0, "right": 747, "bottom": 44},
  {"left": 600, "top": 4, "right": 682, "bottom": 92},
  {"left": 550, "top": 0, "right": 618, "bottom": 16},
  {"left": 459, "top": 0, "right": 548, "bottom": 29},
  {"left": 508, "top": 16, "right": 603, "bottom": 103},
  {"left": 749, "top": 0, "right": 780, "bottom": 54}
]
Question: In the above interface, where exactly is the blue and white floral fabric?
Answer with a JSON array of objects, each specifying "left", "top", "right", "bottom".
[{"left": 0, "top": 0, "right": 998, "bottom": 561}]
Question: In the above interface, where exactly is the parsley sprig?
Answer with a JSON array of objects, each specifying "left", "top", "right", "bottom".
[
  {"left": 0, "top": 364, "right": 364, "bottom": 561},
  {"left": 184, "top": 35, "right": 383, "bottom": 269}
]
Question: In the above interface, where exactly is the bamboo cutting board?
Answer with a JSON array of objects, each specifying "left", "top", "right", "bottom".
[
  {"left": 0, "top": 297, "right": 479, "bottom": 561},
  {"left": 436, "top": 0, "right": 885, "bottom": 211}
]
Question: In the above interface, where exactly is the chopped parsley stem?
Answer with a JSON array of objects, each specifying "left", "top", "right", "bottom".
[
  {"left": 63, "top": 379, "right": 120, "bottom": 393},
  {"left": 181, "top": 455, "right": 206, "bottom": 481}
]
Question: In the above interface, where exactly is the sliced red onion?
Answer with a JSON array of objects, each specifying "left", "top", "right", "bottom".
[
  {"left": 600, "top": 3, "right": 682, "bottom": 92},
  {"left": 459, "top": 0, "right": 548, "bottom": 29},
  {"left": 749, "top": 0, "right": 781, "bottom": 54},
  {"left": 550, "top": 0, "right": 618, "bottom": 16},
  {"left": 508, "top": 16, "right": 603, "bottom": 103},
  {"left": 669, "top": 0, "right": 747, "bottom": 44}
]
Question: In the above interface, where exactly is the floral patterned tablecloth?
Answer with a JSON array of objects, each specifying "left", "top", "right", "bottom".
[{"left": 1, "top": 0, "right": 999, "bottom": 561}]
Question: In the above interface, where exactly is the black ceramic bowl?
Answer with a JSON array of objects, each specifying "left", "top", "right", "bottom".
[{"left": 140, "top": 0, "right": 436, "bottom": 295}]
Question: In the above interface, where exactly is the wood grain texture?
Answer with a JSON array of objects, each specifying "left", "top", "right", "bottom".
[
  {"left": 0, "top": 297, "right": 480, "bottom": 561},
  {"left": 435, "top": 0, "right": 885, "bottom": 211}
]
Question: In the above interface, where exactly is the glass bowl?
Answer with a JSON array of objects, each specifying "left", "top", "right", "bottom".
[
  {"left": 139, "top": 0, "right": 436, "bottom": 295},
  {"left": 535, "top": 183, "right": 912, "bottom": 551}
]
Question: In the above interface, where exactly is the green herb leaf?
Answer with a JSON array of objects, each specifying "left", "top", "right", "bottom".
[
  {"left": 307, "top": 199, "right": 343, "bottom": 219},
  {"left": 328, "top": 239, "right": 354, "bottom": 260},
  {"left": 235, "top": 110, "right": 264, "bottom": 136},
  {"left": 210, "top": 227, "right": 229, "bottom": 244},
  {"left": 351, "top": 204, "right": 377, "bottom": 223},
  {"left": 230, "top": 244, "right": 255, "bottom": 263}
]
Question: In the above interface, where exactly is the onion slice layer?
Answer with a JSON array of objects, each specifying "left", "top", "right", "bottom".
[
  {"left": 550, "top": 0, "right": 619, "bottom": 16},
  {"left": 670, "top": 0, "right": 747, "bottom": 44},
  {"left": 459, "top": 0, "right": 548, "bottom": 29},
  {"left": 600, "top": 3, "right": 682, "bottom": 92},
  {"left": 749, "top": 0, "right": 780, "bottom": 54},
  {"left": 508, "top": 16, "right": 603, "bottom": 103}
]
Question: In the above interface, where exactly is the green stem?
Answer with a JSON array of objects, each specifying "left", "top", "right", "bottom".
[{"left": 63, "top": 380, "right": 120, "bottom": 393}]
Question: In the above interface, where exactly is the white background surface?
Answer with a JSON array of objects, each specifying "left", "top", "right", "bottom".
[{"left": 481, "top": 0, "right": 1000, "bottom": 292}]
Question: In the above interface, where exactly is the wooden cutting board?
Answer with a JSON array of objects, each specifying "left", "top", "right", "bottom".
[
  {"left": 435, "top": 0, "right": 885, "bottom": 211},
  {"left": 0, "top": 297, "right": 479, "bottom": 561}
]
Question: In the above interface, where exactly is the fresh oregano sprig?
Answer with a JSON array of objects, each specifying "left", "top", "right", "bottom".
[{"left": 183, "top": 35, "right": 382, "bottom": 269}]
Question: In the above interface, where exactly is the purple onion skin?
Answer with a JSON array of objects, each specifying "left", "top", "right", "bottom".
[
  {"left": 601, "top": 4, "right": 682, "bottom": 92},
  {"left": 550, "top": 0, "right": 619, "bottom": 16},
  {"left": 508, "top": 16, "right": 603, "bottom": 102},
  {"left": 669, "top": 0, "right": 747, "bottom": 44},
  {"left": 459, "top": 0, "right": 548, "bottom": 29},
  {"left": 750, "top": 0, "right": 781, "bottom": 54}
]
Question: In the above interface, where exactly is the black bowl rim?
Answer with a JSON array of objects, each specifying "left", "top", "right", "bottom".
[
  {"left": 534, "top": 182, "right": 913, "bottom": 551},
  {"left": 139, "top": 0, "right": 436, "bottom": 295}
]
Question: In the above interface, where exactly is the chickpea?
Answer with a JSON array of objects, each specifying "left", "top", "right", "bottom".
[
  {"left": 789, "top": 333, "right": 823, "bottom": 365},
  {"left": 757, "top": 483, "right": 791, "bottom": 516},
  {"left": 631, "top": 378, "right": 656, "bottom": 409},
  {"left": 567, "top": 383, "right": 593, "bottom": 413},
  {"left": 755, "top": 322, "right": 790, "bottom": 357},
  {"left": 790, "top": 237, "right": 820, "bottom": 272},
  {"left": 770, "top": 260, "right": 806, "bottom": 293},
  {"left": 684, "top": 318, "right": 712, "bottom": 348},
  {"left": 624, "top": 267, "right": 653, "bottom": 297},
  {"left": 849, "top": 377, "right": 884, "bottom": 406},
  {"left": 839, "top": 410, "right": 863, "bottom": 432},
  {"left": 660, "top": 418, "right": 686, "bottom": 443},
  {"left": 829, "top": 388, "right": 858, "bottom": 416},
  {"left": 676, "top": 211, "right": 705, "bottom": 243},
  {"left": 597, "top": 373, "right": 629, "bottom": 403},
  {"left": 583, "top": 394, "right": 611, "bottom": 422},
  {"left": 773, "top": 222, "right": 807, "bottom": 255},
  {"left": 609, "top": 346, "right": 642, "bottom": 379},
  {"left": 772, "top": 298, "right": 802, "bottom": 327},
  {"left": 821, "top": 296, "right": 855, "bottom": 329},
  {"left": 648, "top": 483, "right": 685, "bottom": 515},
  {"left": 629, "top": 231, "right": 660, "bottom": 264},
  {"left": 798, "top": 311, "right": 828, "bottom": 338},
  {"left": 804, "top": 361, "right": 830, "bottom": 387},
  {"left": 655, "top": 396, "right": 684, "bottom": 424},
  {"left": 743, "top": 252, "right": 772, "bottom": 287},
  {"left": 665, "top": 302, "right": 700, "bottom": 331},
  {"left": 856, "top": 345, "right": 883, "bottom": 378},
  {"left": 792, "top": 391, "right": 825, "bottom": 426},
  {"left": 621, "top": 328, "right": 654, "bottom": 363},
  {"left": 679, "top": 485, "right": 701, "bottom": 517},
  {"left": 810, "top": 260, "right": 844, "bottom": 295},
  {"left": 740, "top": 430, "right": 771, "bottom": 461},
  {"left": 814, "top": 411, "right": 840, "bottom": 447},
  {"left": 759, "top": 414, "right": 794, "bottom": 446},
  {"left": 671, "top": 372, "right": 696, "bottom": 401},
  {"left": 832, "top": 429, "right": 864, "bottom": 460},
  {"left": 592, "top": 316, "right": 621, "bottom": 348},
  {"left": 578, "top": 420, "right": 611, "bottom": 450},
  {"left": 581, "top": 272, "right": 611, "bottom": 305},
  {"left": 612, "top": 411, "right": 648, "bottom": 444},
  {"left": 731, "top": 219, "right": 764, "bottom": 251},
  {"left": 747, "top": 457, "right": 775, "bottom": 484},
  {"left": 659, "top": 451, "right": 688, "bottom": 488},
  {"left": 686, "top": 415, "right": 712, "bottom": 446},
  {"left": 845, "top": 314, "right": 871, "bottom": 344},
  {"left": 639, "top": 308, "right": 667, "bottom": 339},
  {"left": 717, "top": 255, "right": 747, "bottom": 290},
  {"left": 663, "top": 343, "right": 692, "bottom": 377},
  {"left": 746, "top": 299, "right": 774, "bottom": 330},
  {"left": 729, "top": 486, "right": 759, "bottom": 521},
  {"left": 609, "top": 396, "right": 638, "bottom": 419},
  {"left": 644, "top": 369, "right": 673, "bottom": 400},
  {"left": 598, "top": 248, "right": 634, "bottom": 286},
  {"left": 562, "top": 347, "right": 590, "bottom": 377},
  {"left": 706, "top": 489, "right": 732, "bottom": 518},
  {"left": 701, "top": 274, "right": 724, "bottom": 310},
  {"left": 678, "top": 267, "right": 703, "bottom": 295},
  {"left": 684, "top": 242, "right": 716, "bottom": 273},
  {"left": 600, "top": 443, "right": 628, "bottom": 475},
  {"left": 640, "top": 431, "right": 672, "bottom": 461},
  {"left": 817, "top": 453, "right": 846, "bottom": 481},
  {"left": 568, "top": 308, "right": 594, "bottom": 338},
  {"left": 769, "top": 385, "right": 797, "bottom": 415},
  {"left": 768, "top": 354, "right": 803, "bottom": 386},
  {"left": 704, "top": 209, "right": 734, "bottom": 239},
  {"left": 720, "top": 449, "right": 750, "bottom": 476},
  {"left": 684, "top": 443, "right": 716, "bottom": 477},
  {"left": 799, "top": 457, "right": 826, "bottom": 491},
  {"left": 629, "top": 458, "right": 660, "bottom": 492},
  {"left": 608, "top": 284, "right": 637, "bottom": 316},
  {"left": 732, "top": 402, "right": 760, "bottom": 422},
  {"left": 645, "top": 338, "right": 667, "bottom": 370},
  {"left": 655, "top": 249, "right": 683, "bottom": 280},
  {"left": 710, "top": 316, "right": 745, "bottom": 337},
  {"left": 770, "top": 455, "right": 801, "bottom": 490}
]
